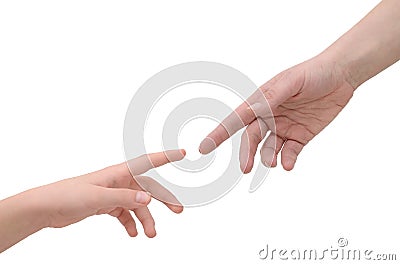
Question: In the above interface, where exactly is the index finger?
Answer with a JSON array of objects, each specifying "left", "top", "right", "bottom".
[
  {"left": 198, "top": 89, "right": 265, "bottom": 154},
  {"left": 127, "top": 149, "right": 186, "bottom": 175}
]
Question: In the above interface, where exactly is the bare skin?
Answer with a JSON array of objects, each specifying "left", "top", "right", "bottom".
[
  {"left": 0, "top": 149, "right": 185, "bottom": 253},
  {"left": 2, "top": 0, "right": 400, "bottom": 255},
  {"left": 200, "top": 0, "right": 400, "bottom": 172}
]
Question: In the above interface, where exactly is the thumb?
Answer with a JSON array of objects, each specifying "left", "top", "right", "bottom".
[
  {"left": 97, "top": 187, "right": 151, "bottom": 210},
  {"left": 259, "top": 68, "right": 304, "bottom": 109}
]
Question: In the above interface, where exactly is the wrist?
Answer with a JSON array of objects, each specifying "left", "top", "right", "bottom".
[
  {"left": 317, "top": 47, "right": 361, "bottom": 91},
  {"left": 311, "top": 50, "right": 357, "bottom": 91},
  {"left": 317, "top": 0, "right": 400, "bottom": 90},
  {"left": 0, "top": 188, "right": 49, "bottom": 252},
  {"left": 22, "top": 187, "right": 51, "bottom": 230}
]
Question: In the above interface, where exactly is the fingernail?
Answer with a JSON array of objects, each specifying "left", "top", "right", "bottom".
[
  {"left": 199, "top": 137, "right": 216, "bottom": 154},
  {"left": 136, "top": 191, "right": 150, "bottom": 204},
  {"left": 262, "top": 160, "right": 271, "bottom": 168},
  {"left": 180, "top": 149, "right": 186, "bottom": 156}
]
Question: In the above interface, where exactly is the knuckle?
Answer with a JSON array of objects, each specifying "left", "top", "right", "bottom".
[
  {"left": 264, "top": 89, "right": 276, "bottom": 101},
  {"left": 140, "top": 214, "right": 155, "bottom": 226}
]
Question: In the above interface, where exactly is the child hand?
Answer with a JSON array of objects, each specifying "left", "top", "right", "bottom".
[{"left": 30, "top": 149, "right": 185, "bottom": 238}]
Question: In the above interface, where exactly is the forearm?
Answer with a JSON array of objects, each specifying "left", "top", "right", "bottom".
[
  {"left": 0, "top": 189, "right": 48, "bottom": 253},
  {"left": 321, "top": 0, "right": 400, "bottom": 89}
]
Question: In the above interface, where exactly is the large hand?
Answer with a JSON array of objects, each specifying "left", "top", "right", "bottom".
[
  {"left": 32, "top": 150, "right": 185, "bottom": 238},
  {"left": 199, "top": 56, "right": 354, "bottom": 171}
]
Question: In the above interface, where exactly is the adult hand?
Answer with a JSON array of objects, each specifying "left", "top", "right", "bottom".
[
  {"left": 199, "top": 0, "right": 400, "bottom": 173},
  {"left": 199, "top": 56, "right": 354, "bottom": 171}
]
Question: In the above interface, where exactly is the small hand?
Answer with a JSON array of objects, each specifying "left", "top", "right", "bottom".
[
  {"left": 199, "top": 56, "right": 354, "bottom": 171},
  {"left": 34, "top": 150, "right": 185, "bottom": 238}
]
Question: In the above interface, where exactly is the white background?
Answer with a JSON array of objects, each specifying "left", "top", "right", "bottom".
[{"left": 1, "top": 0, "right": 399, "bottom": 264}]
